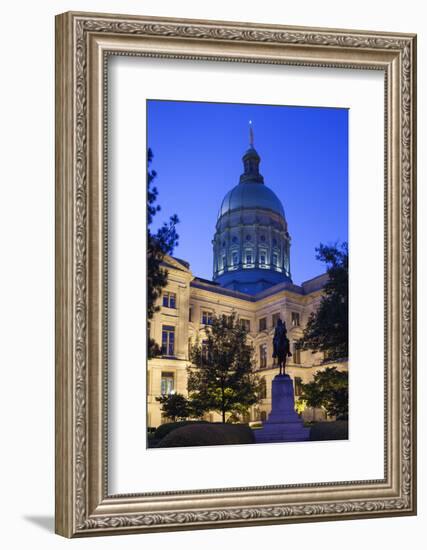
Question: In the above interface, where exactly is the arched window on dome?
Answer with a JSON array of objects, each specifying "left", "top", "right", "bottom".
[
  {"left": 272, "top": 252, "right": 278, "bottom": 268},
  {"left": 283, "top": 242, "right": 291, "bottom": 276},
  {"left": 244, "top": 248, "right": 254, "bottom": 268}
]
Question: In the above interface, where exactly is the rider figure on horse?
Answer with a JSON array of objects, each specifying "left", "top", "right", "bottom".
[{"left": 272, "top": 318, "right": 292, "bottom": 376}]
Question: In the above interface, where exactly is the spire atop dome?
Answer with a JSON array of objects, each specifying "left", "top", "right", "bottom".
[
  {"left": 249, "top": 120, "right": 254, "bottom": 147},
  {"left": 240, "top": 123, "right": 263, "bottom": 184}
]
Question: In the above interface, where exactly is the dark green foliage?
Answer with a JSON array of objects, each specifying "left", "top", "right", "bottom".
[
  {"left": 300, "top": 367, "right": 348, "bottom": 420},
  {"left": 147, "top": 148, "right": 179, "bottom": 358},
  {"left": 309, "top": 420, "right": 348, "bottom": 441},
  {"left": 155, "top": 393, "right": 191, "bottom": 422},
  {"left": 156, "top": 423, "right": 255, "bottom": 448},
  {"left": 188, "top": 312, "right": 260, "bottom": 423},
  {"left": 298, "top": 242, "right": 348, "bottom": 362},
  {"left": 154, "top": 420, "right": 208, "bottom": 441}
]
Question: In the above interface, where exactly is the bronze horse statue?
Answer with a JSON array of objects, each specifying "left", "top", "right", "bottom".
[{"left": 272, "top": 319, "right": 292, "bottom": 376}]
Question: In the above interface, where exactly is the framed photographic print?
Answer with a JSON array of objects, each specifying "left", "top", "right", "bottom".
[{"left": 55, "top": 11, "right": 417, "bottom": 537}]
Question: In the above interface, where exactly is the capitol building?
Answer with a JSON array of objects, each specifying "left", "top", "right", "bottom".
[{"left": 147, "top": 133, "right": 347, "bottom": 428}]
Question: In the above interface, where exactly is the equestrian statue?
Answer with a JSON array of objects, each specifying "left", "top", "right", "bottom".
[{"left": 272, "top": 318, "right": 292, "bottom": 376}]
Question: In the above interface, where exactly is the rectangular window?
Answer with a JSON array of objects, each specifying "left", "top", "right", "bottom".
[
  {"left": 160, "top": 372, "right": 174, "bottom": 395},
  {"left": 222, "top": 313, "right": 233, "bottom": 326},
  {"left": 260, "top": 253, "right": 266, "bottom": 265},
  {"left": 161, "top": 325, "right": 175, "bottom": 356},
  {"left": 293, "top": 342, "right": 301, "bottom": 364},
  {"left": 162, "top": 291, "right": 176, "bottom": 308},
  {"left": 294, "top": 376, "right": 303, "bottom": 396},
  {"left": 259, "top": 317, "right": 267, "bottom": 331},
  {"left": 272, "top": 253, "right": 278, "bottom": 266},
  {"left": 259, "top": 344, "right": 267, "bottom": 369},
  {"left": 272, "top": 313, "right": 280, "bottom": 327},
  {"left": 240, "top": 318, "right": 251, "bottom": 332},
  {"left": 232, "top": 252, "right": 239, "bottom": 266},
  {"left": 201, "top": 339, "right": 209, "bottom": 363},
  {"left": 245, "top": 252, "right": 252, "bottom": 264},
  {"left": 260, "top": 377, "right": 267, "bottom": 399},
  {"left": 222, "top": 255, "right": 227, "bottom": 269},
  {"left": 188, "top": 306, "right": 193, "bottom": 322},
  {"left": 291, "top": 311, "right": 300, "bottom": 327},
  {"left": 202, "top": 310, "right": 213, "bottom": 325}
]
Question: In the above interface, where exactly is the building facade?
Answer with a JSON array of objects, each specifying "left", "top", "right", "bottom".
[{"left": 148, "top": 132, "right": 347, "bottom": 428}]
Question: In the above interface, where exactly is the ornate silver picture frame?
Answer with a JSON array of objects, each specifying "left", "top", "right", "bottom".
[{"left": 55, "top": 11, "right": 417, "bottom": 537}]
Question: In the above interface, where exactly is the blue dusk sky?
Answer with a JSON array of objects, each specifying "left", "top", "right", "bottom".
[{"left": 147, "top": 100, "right": 348, "bottom": 285}]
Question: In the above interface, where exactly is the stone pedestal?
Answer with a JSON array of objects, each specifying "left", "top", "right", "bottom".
[{"left": 255, "top": 374, "right": 310, "bottom": 443}]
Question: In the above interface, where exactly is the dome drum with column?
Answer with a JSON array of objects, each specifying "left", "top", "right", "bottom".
[{"left": 213, "top": 127, "right": 292, "bottom": 295}]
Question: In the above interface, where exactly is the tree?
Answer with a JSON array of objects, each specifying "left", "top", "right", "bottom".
[
  {"left": 300, "top": 367, "right": 348, "bottom": 420},
  {"left": 298, "top": 242, "right": 348, "bottom": 361},
  {"left": 147, "top": 148, "right": 179, "bottom": 358},
  {"left": 188, "top": 313, "right": 260, "bottom": 423},
  {"left": 156, "top": 393, "right": 190, "bottom": 422}
]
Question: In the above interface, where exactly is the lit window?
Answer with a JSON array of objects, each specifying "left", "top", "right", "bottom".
[
  {"left": 272, "top": 313, "right": 280, "bottom": 327},
  {"left": 291, "top": 311, "right": 300, "bottom": 327},
  {"left": 161, "top": 326, "right": 175, "bottom": 356},
  {"left": 259, "top": 344, "right": 267, "bottom": 369},
  {"left": 293, "top": 342, "right": 301, "bottom": 364},
  {"left": 162, "top": 291, "right": 176, "bottom": 308},
  {"left": 294, "top": 376, "right": 303, "bottom": 396},
  {"left": 201, "top": 339, "right": 209, "bottom": 363},
  {"left": 160, "top": 372, "right": 174, "bottom": 395},
  {"left": 259, "top": 317, "right": 267, "bottom": 331},
  {"left": 222, "top": 313, "right": 233, "bottom": 326},
  {"left": 240, "top": 318, "right": 251, "bottom": 332},
  {"left": 202, "top": 311, "right": 213, "bottom": 325},
  {"left": 259, "top": 377, "right": 267, "bottom": 398}
]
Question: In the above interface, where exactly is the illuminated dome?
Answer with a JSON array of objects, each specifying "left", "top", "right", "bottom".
[
  {"left": 218, "top": 177, "right": 285, "bottom": 219},
  {"left": 212, "top": 126, "right": 292, "bottom": 295}
]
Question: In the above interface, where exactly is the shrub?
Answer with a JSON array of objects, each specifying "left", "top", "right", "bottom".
[
  {"left": 154, "top": 420, "right": 207, "bottom": 441},
  {"left": 155, "top": 393, "right": 191, "bottom": 422},
  {"left": 309, "top": 420, "right": 348, "bottom": 441},
  {"left": 156, "top": 423, "right": 255, "bottom": 448}
]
